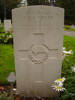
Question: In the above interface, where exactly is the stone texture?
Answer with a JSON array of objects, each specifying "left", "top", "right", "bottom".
[
  {"left": 12, "top": 6, "right": 64, "bottom": 97},
  {"left": 4, "top": 20, "right": 12, "bottom": 32}
]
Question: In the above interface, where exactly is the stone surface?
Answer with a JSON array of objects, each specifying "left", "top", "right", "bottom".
[
  {"left": 4, "top": 20, "right": 12, "bottom": 32},
  {"left": 12, "top": 6, "right": 64, "bottom": 97}
]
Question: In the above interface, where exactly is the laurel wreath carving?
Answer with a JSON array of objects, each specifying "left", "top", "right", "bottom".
[{"left": 28, "top": 45, "right": 48, "bottom": 64}]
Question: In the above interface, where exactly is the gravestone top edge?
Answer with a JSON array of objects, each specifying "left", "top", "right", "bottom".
[{"left": 12, "top": 5, "right": 64, "bottom": 12}]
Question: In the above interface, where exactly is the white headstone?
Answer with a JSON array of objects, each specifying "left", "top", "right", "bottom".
[
  {"left": 12, "top": 6, "right": 64, "bottom": 97},
  {"left": 71, "top": 25, "right": 75, "bottom": 28},
  {"left": 4, "top": 20, "right": 12, "bottom": 32}
]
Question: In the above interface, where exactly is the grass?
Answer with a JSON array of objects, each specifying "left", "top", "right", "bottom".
[
  {"left": 63, "top": 35, "right": 75, "bottom": 50},
  {"left": 64, "top": 25, "right": 75, "bottom": 31},
  {"left": 62, "top": 36, "right": 75, "bottom": 77},
  {"left": 0, "top": 44, "right": 15, "bottom": 85},
  {"left": 0, "top": 26, "right": 5, "bottom": 33},
  {"left": 60, "top": 36, "right": 75, "bottom": 100}
]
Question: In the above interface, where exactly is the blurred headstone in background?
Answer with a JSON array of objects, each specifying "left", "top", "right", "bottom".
[
  {"left": 71, "top": 25, "right": 75, "bottom": 29},
  {"left": 18, "top": 0, "right": 27, "bottom": 7},
  {"left": 4, "top": 20, "right": 13, "bottom": 33}
]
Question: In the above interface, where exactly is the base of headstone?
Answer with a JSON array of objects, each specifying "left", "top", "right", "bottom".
[
  {"left": 15, "top": 92, "right": 59, "bottom": 100},
  {"left": 17, "top": 97, "right": 59, "bottom": 100},
  {"left": 26, "top": 97, "right": 59, "bottom": 100},
  {"left": 14, "top": 96, "right": 59, "bottom": 100}
]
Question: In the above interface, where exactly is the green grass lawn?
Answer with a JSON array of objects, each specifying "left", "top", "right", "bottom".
[
  {"left": 64, "top": 25, "right": 75, "bottom": 31},
  {"left": 62, "top": 36, "right": 75, "bottom": 77},
  {"left": 0, "top": 26, "right": 5, "bottom": 33},
  {"left": 0, "top": 44, "right": 15, "bottom": 85},
  {"left": 60, "top": 36, "right": 75, "bottom": 99}
]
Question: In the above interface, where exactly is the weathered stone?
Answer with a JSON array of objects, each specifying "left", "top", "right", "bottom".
[
  {"left": 12, "top": 6, "right": 64, "bottom": 97},
  {"left": 4, "top": 20, "right": 12, "bottom": 32}
]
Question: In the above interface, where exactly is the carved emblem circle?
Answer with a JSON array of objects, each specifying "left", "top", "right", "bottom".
[{"left": 28, "top": 45, "right": 48, "bottom": 64}]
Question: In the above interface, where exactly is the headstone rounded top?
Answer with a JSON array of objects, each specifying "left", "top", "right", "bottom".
[{"left": 12, "top": 5, "right": 64, "bottom": 13}]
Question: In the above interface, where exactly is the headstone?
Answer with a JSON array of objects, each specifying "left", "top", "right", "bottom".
[
  {"left": 19, "top": 0, "right": 27, "bottom": 7},
  {"left": 71, "top": 25, "right": 75, "bottom": 28},
  {"left": 4, "top": 20, "right": 13, "bottom": 32},
  {"left": 12, "top": 6, "right": 64, "bottom": 97}
]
